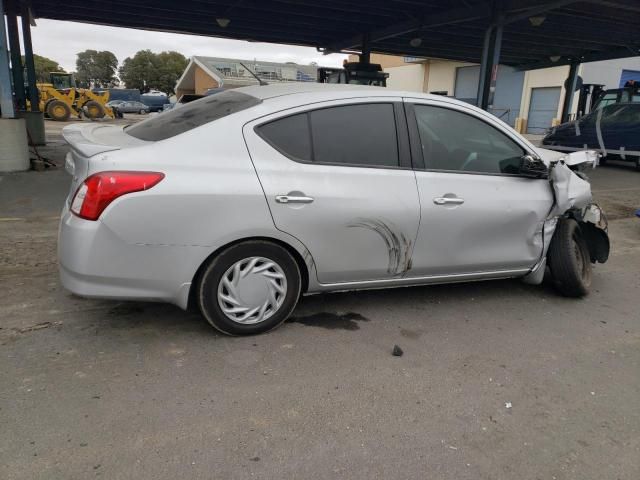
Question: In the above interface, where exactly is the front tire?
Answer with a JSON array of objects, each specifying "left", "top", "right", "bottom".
[
  {"left": 197, "top": 241, "right": 301, "bottom": 335},
  {"left": 46, "top": 100, "right": 71, "bottom": 121},
  {"left": 548, "top": 218, "right": 592, "bottom": 297},
  {"left": 84, "top": 100, "right": 105, "bottom": 119}
]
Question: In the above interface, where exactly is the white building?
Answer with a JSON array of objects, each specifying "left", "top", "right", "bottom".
[{"left": 175, "top": 56, "right": 319, "bottom": 99}]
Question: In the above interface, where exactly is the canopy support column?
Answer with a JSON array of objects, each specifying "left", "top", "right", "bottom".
[
  {"left": 359, "top": 33, "right": 370, "bottom": 64},
  {"left": 561, "top": 61, "right": 580, "bottom": 123},
  {"left": 6, "top": 0, "right": 25, "bottom": 111},
  {"left": 0, "top": 0, "right": 15, "bottom": 118},
  {"left": 21, "top": 3, "right": 39, "bottom": 112},
  {"left": 476, "top": 25, "right": 493, "bottom": 108},
  {"left": 477, "top": 20, "right": 504, "bottom": 111}
]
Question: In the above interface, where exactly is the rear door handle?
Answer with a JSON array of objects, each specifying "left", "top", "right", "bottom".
[
  {"left": 275, "top": 195, "right": 314, "bottom": 204},
  {"left": 433, "top": 197, "right": 464, "bottom": 205}
]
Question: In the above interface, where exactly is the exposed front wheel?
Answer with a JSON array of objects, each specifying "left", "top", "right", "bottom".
[
  {"left": 548, "top": 218, "right": 592, "bottom": 297},
  {"left": 197, "top": 241, "right": 301, "bottom": 335}
]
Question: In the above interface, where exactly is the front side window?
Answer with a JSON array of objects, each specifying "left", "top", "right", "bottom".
[
  {"left": 413, "top": 104, "right": 525, "bottom": 174},
  {"left": 602, "top": 104, "right": 640, "bottom": 125},
  {"left": 257, "top": 103, "right": 399, "bottom": 168},
  {"left": 596, "top": 92, "right": 619, "bottom": 109}
]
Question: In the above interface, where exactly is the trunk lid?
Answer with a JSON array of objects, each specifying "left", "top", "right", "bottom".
[{"left": 62, "top": 123, "right": 149, "bottom": 202}]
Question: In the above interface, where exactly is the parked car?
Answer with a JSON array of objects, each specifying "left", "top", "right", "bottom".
[
  {"left": 113, "top": 100, "right": 150, "bottom": 114},
  {"left": 543, "top": 100, "right": 640, "bottom": 169},
  {"left": 106, "top": 100, "right": 125, "bottom": 108},
  {"left": 140, "top": 94, "right": 169, "bottom": 112},
  {"left": 59, "top": 84, "right": 609, "bottom": 335}
]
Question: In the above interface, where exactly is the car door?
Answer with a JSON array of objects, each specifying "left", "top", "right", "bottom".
[
  {"left": 601, "top": 103, "right": 640, "bottom": 152},
  {"left": 404, "top": 99, "right": 553, "bottom": 276},
  {"left": 243, "top": 98, "right": 421, "bottom": 284}
]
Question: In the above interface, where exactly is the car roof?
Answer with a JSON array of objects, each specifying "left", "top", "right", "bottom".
[{"left": 236, "top": 82, "right": 465, "bottom": 106}]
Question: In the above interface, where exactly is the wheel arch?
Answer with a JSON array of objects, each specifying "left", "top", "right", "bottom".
[
  {"left": 577, "top": 221, "right": 610, "bottom": 264},
  {"left": 186, "top": 236, "right": 311, "bottom": 312}
]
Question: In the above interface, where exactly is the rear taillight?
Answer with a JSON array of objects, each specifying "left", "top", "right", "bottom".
[{"left": 70, "top": 171, "right": 164, "bottom": 221}]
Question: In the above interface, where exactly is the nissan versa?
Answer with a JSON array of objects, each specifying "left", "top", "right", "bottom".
[{"left": 58, "top": 84, "right": 610, "bottom": 335}]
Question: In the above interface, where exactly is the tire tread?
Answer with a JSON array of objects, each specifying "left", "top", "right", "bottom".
[{"left": 548, "top": 218, "right": 591, "bottom": 297}]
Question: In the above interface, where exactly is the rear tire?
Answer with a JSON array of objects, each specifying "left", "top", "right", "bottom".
[
  {"left": 197, "top": 241, "right": 301, "bottom": 335},
  {"left": 46, "top": 100, "right": 71, "bottom": 121},
  {"left": 548, "top": 218, "right": 592, "bottom": 297}
]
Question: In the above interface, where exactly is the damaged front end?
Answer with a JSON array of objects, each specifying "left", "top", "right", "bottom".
[{"left": 525, "top": 150, "right": 610, "bottom": 285}]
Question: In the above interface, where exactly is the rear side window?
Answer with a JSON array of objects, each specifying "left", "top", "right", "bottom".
[
  {"left": 257, "top": 103, "right": 399, "bottom": 168},
  {"left": 126, "top": 90, "right": 262, "bottom": 141},
  {"left": 310, "top": 104, "right": 398, "bottom": 166},
  {"left": 257, "top": 113, "right": 312, "bottom": 161}
]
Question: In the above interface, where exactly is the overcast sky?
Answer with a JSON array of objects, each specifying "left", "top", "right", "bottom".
[{"left": 27, "top": 19, "right": 348, "bottom": 73}]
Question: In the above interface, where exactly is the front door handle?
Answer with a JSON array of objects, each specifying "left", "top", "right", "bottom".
[
  {"left": 433, "top": 196, "right": 464, "bottom": 205},
  {"left": 275, "top": 195, "right": 314, "bottom": 204}
]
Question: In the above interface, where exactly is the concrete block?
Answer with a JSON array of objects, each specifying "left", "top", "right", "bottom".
[
  {"left": 0, "top": 118, "right": 30, "bottom": 172},
  {"left": 18, "top": 111, "right": 46, "bottom": 146}
]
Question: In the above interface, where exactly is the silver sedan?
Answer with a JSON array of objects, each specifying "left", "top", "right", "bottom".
[{"left": 59, "top": 84, "right": 609, "bottom": 335}]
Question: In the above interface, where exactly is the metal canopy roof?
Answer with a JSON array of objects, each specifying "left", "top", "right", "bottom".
[{"left": 24, "top": 0, "right": 640, "bottom": 70}]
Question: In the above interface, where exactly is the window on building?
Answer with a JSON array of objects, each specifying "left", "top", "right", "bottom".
[{"left": 413, "top": 104, "right": 525, "bottom": 174}]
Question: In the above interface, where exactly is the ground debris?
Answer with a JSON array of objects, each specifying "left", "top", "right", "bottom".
[{"left": 392, "top": 345, "right": 404, "bottom": 357}]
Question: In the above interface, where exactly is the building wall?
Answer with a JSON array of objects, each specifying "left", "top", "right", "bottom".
[
  {"left": 194, "top": 66, "right": 219, "bottom": 95},
  {"left": 518, "top": 65, "right": 570, "bottom": 126},
  {"left": 386, "top": 63, "right": 426, "bottom": 92},
  {"left": 579, "top": 57, "right": 640, "bottom": 89},
  {"left": 348, "top": 53, "right": 408, "bottom": 68},
  {"left": 426, "top": 60, "right": 475, "bottom": 95}
]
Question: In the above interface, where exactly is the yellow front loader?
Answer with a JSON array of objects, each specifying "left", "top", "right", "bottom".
[{"left": 33, "top": 73, "right": 114, "bottom": 121}]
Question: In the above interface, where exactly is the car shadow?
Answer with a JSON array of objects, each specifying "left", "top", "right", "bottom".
[{"left": 69, "top": 273, "right": 567, "bottom": 339}]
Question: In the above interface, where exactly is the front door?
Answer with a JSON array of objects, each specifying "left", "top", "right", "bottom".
[
  {"left": 405, "top": 100, "right": 553, "bottom": 276},
  {"left": 244, "top": 99, "right": 420, "bottom": 284}
]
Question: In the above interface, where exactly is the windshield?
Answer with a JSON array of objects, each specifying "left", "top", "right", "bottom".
[{"left": 126, "top": 90, "right": 262, "bottom": 141}]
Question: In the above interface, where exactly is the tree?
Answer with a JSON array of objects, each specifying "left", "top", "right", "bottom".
[
  {"left": 119, "top": 50, "right": 188, "bottom": 94},
  {"left": 156, "top": 51, "right": 189, "bottom": 94},
  {"left": 75, "top": 49, "right": 118, "bottom": 88},
  {"left": 21, "top": 54, "right": 66, "bottom": 83}
]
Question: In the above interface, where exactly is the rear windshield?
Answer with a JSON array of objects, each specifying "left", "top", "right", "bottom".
[{"left": 125, "top": 90, "right": 262, "bottom": 141}]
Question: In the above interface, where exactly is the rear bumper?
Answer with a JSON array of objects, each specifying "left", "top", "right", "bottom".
[{"left": 58, "top": 207, "right": 198, "bottom": 309}]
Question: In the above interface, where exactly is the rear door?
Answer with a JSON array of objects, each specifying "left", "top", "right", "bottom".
[
  {"left": 405, "top": 99, "right": 553, "bottom": 276},
  {"left": 243, "top": 98, "right": 421, "bottom": 284}
]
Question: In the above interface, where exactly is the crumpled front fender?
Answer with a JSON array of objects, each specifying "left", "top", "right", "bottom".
[
  {"left": 525, "top": 151, "right": 609, "bottom": 284},
  {"left": 548, "top": 152, "right": 598, "bottom": 217},
  {"left": 546, "top": 151, "right": 609, "bottom": 264}
]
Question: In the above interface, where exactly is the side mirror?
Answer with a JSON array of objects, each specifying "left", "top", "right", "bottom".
[{"left": 519, "top": 154, "right": 549, "bottom": 179}]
